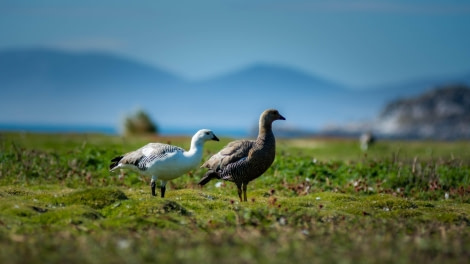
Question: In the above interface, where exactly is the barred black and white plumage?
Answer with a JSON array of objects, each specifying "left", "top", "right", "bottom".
[
  {"left": 110, "top": 129, "right": 219, "bottom": 198},
  {"left": 141, "top": 144, "right": 185, "bottom": 170},
  {"left": 199, "top": 109, "right": 285, "bottom": 202},
  {"left": 109, "top": 143, "right": 185, "bottom": 171}
]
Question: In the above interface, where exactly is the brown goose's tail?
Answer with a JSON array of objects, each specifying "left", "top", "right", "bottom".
[
  {"left": 198, "top": 170, "right": 220, "bottom": 186},
  {"left": 109, "top": 156, "right": 124, "bottom": 171}
]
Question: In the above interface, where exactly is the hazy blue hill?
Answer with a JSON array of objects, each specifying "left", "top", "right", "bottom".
[
  {"left": 196, "top": 63, "right": 345, "bottom": 92},
  {"left": 193, "top": 63, "right": 348, "bottom": 105},
  {"left": 189, "top": 63, "right": 354, "bottom": 129},
  {"left": 0, "top": 48, "right": 184, "bottom": 95}
]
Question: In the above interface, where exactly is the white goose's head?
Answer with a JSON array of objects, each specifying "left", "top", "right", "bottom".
[{"left": 193, "top": 129, "right": 219, "bottom": 143}]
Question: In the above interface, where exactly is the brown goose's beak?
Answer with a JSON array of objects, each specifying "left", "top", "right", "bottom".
[{"left": 279, "top": 114, "right": 286, "bottom": 120}]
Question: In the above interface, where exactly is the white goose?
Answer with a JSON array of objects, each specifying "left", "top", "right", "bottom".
[{"left": 110, "top": 129, "right": 219, "bottom": 197}]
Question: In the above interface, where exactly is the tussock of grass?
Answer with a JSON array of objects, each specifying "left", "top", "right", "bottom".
[
  {"left": 59, "top": 187, "right": 128, "bottom": 209},
  {"left": 0, "top": 187, "right": 34, "bottom": 197}
]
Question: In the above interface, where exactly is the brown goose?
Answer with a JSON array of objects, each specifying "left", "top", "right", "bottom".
[{"left": 199, "top": 109, "right": 285, "bottom": 202}]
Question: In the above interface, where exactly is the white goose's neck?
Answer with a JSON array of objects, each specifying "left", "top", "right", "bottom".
[{"left": 184, "top": 138, "right": 204, "bottom": 160}]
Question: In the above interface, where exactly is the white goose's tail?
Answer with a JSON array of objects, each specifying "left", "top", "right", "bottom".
[{"left": 109, "top": 156, "right": 124, "bottom": 171}]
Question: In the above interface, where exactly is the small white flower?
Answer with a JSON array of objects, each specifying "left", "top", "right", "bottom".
[
  {"left": 316, "top": 197, "right": 321, "bottom": 200},
  {"left": 383, "top": 207, "right": 390, "bottom": 212},
  {"left": 215, "top": 182, "right": 223, "bottom": 188},
  {"left": 117, "top": 239, "right": 130, "bottom": 249},
  {"left": 445, "top": 192, "right": 449, "bottom": 200}
]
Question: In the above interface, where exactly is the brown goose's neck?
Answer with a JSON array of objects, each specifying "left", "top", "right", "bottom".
[{"left": 256, "top": 121, "right": 274, "bottom": 145}]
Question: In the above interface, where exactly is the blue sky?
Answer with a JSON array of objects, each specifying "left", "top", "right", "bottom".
[{"left": 1, "top": 0, "right": 470, "bottom": 87}]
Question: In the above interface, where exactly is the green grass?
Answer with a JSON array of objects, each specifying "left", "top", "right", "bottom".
[{"left": 0, "top": 132, "right": 469, "bottom": 263}]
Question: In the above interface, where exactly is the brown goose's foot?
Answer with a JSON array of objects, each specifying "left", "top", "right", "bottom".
[
  {"left": 237, "top": 185, "right": 243, "bottom": 202},
  {"left": 151, "top": 181, "right": 156, "bottom": 196}
]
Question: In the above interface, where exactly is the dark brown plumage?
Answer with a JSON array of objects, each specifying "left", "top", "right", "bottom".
[{"left": 199, "top": 109, "right": 285, "bottom": 202}]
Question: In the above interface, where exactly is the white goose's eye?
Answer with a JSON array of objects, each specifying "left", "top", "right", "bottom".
[{"left": 205, "top": 132, "right": 210, "bottom": 135}]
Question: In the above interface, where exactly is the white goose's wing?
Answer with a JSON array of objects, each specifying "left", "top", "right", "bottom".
[{"left": 115, "top": 143, "right": 185, "bottom": 171}]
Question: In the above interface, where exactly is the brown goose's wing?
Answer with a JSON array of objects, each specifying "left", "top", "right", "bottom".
[{"left": 202, "top": 140, "right": 255, "bottom": 171}]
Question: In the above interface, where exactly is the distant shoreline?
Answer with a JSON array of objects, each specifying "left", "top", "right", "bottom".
[
  {"left": 0, "top": 123, "right": 249, "bottom": 138},
  {"left": 0, "top": 123, "right": 117, "bottom": 135}
]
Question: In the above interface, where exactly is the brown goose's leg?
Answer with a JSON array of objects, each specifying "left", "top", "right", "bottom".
[
  {"left": 237, "top": 183, "right": 243, "bottom": 202},
  {"left": 242, "top": 183, "right": 248, "bottom": 202},
  {"left": 161, "top": 181, "right": 167, "bottom": 198}
]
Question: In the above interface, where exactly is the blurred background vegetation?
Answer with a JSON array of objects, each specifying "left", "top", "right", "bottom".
[{"left": 123, "top": 110, "right": 158, "bottom": 136}]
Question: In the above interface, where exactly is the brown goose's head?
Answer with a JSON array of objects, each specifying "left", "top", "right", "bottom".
[{"left": 260, "top": 109, "right": 286, "bottom": 126}]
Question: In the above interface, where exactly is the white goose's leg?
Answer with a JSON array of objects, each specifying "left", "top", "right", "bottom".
[
  {"left": 161, "top": 180, "right": 167, "bottom": 198},
  {"left": 151, "top": 175, "right": 158, "bottom": 197}
]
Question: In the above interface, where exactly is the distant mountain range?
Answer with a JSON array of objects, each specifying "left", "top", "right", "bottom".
[{"left": 2, "top": 47, "right": 470, "bottom": 137}]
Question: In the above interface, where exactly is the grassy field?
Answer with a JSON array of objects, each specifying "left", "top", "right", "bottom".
[{"left": 0, "top": 132, "right": 469, "bottom": 263}]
